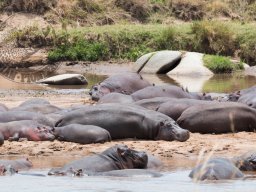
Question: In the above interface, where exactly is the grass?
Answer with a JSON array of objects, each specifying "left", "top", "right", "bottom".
[{"left": 203, "top": 55, "right": 244, "bottom": 73}]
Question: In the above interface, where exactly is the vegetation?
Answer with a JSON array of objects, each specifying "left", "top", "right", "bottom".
[{"left": 203, "top": 55, "right": 244, "bottom": 73}]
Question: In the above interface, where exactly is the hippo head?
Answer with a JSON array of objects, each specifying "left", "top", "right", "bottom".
[
  {"left": 235, "top": 154, "right": 256, "bottom": 171},
  {"left": 228, "top": 91, "right": 241, "bottom": 102},
  {"left": 105, "top": 145, "right": 148, "bottom": 169},
  {"left": 27, "top": 125, "right": 55, "bottom": 141},
  {"left": 89, "top": 84, "right": 111, "bottom": 101},
  {"left": 156, "top": 121, "right": 190, "bottom": 142}
]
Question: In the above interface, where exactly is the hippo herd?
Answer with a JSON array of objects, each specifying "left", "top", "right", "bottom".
[{"left": 0, "top": 72, "right": 256, "bottom": 181}]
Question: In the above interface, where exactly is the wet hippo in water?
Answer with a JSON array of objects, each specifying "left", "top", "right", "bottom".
[
  {"left": 189, "top": 158, "right": 244, "bottom": 181},
  {"left": 131, "top": 85, "right": 204, "bottom": 101},
  {"left": 233, "top": 152, "right": 256, "bottom": 171},
  {"left": 11, "top": 104, "right": 61, "bottom": 114},
  {"left": 0, "top": 120, "right": 55, "bottom": 141},
  {"left": 90, "top": 169, "right": 163, "bottom": 178},
  {"left": 98, "top": 93, "right": 134, "bottom": 104},
  {"left": 55, "top": 103, "right": 190, "bottom": 142},
  {"left": 0, "top": 158, "right": 32, "bottom": 171},
  {"left": 48, "top": 145, "right": 148, "bottom": 176},
  {"left": 177, "top": 102, "right": 256, "bottom": 134},
  {"left": 89, "top": 73, "right": 151, "bottom": 101},
  {"left": 0, "top": 111, "right": 54, "bottom": 127},
  {"left": 54, "top": 124, "right": 111, "bottom": 144}
]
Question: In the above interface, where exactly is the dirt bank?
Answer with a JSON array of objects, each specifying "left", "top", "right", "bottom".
[{"left": 0, "top": 91, "right": 255, "bottom": 169}]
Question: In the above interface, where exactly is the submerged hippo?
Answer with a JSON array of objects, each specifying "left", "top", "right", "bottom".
[
  {"left": 48, "top": 145, "right": 148, "bottom": 176},
  {"left": 131, "top": 85, "right": 203, "bottom": 101},
  {"left": 0, "top": 120, "right": 55, "bottom": 141},
  {"left": 189, "top": 158, "right": 244, "bottom": 181},
  {"left": 55, "top": 103, "right": 190, "bottom": 142},
  {"left": 177, "top": 102, "right": 256, "bottom": 133},
  {"left": 11, "top": 104, "right": 61, "bottom": 114},
  {"left": 233, "top": 152, "right": 256, "bottom": 171},
  {"left": 98, "top": 93, "right": 134, "bottom": 104},
  {"left": 89, "top": 73, "right": 151, "bottom": 101},
  {"left": 54, "top": 124, "right": 111, "bottom": 144},
  {"left": 0, "top": 158, "right": 32, "bottom": 171},
  {"left": 90, "top": 169, "right": 163, "bottom": 178},
  {"left": 0, "top": 111, "right": 54, "bottom": 127}
]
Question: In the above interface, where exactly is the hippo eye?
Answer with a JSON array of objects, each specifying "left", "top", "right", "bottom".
[{"left": 94, "top": 87, "right": 98, "bottom": 91}]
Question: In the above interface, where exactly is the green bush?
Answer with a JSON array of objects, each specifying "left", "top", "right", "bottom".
[
  {"left": 203, "top": 54, "right": 244, "bottom": 73},
  {"left": 191, "top": 20, "right": 237, "bottom": 55}
]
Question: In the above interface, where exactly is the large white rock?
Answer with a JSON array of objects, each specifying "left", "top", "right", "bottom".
[
  {"left": 168, "top": 52, "right": 214, "bottom": 76},
  {"left": 37, "top": 74, "right": 88, "bottom": 85},
  {"left": 133, "top": 50, "right": 182, "bottom": 74}
]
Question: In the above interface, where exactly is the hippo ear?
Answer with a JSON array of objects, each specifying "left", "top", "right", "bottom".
[{"left": 203, "top": 92, "right": 206, "bottom": 96}]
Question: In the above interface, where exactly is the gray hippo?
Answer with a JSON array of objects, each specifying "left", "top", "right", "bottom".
[
  {"left": 90, "top": 169, "right": 163, "bottom": 178},
  {"left": 0, "top": 158, "right": 32, "bottom": 171},
  {"left": 177, "top": 102, "right": 256, "bottom": 133},
  {"left": 55, "top": 103, "right": 190, "bottom": 142},
  {"left": 48, "top": 144, "right": 148, "bottom": 176},
  {"left": 0, "top": 120, "right": 55, "bottom": 141},
  {"left": 11, "top": 104, "right": 61, "bottom": 114},
  {"left": 238, "top": 92, "right": 256, "bottom": 109},
  {"left": 19, "top": 98, "right": 50, "bottom": 107},
  {"left": 189, "top": 158, "right": 244, "bottom": 181},
  {"left": 98, "top": 93, "right": 134, "bottom": 104},
  {"left": 228, "top": 86, "right": 256, "bottom": 102},
  {"left": 156, "top": 99, "right": 217, "bottom": 121},
  {"left": 0, "top": 133, "right": 3, "bottom": 145},
  {"left": 233, "top": 152, "right": 256, "bottom": 171},
  {"left": 89, "top": 73, "right": 151, "bottom": 101},
  {"left": 131, "top": 85, "right": 203, "bottom": 101},
  {"left": 54, "top": 124, "right": 111, "bottom": 144},
  {"left": 0, "top": 103, "right": 8, "bottom": 112},
  {"left": 134, "top": 97, "right": 174, "bottom": 111},
  {"left": 0, "top": 111, "right": 54, "bottom": 127}
]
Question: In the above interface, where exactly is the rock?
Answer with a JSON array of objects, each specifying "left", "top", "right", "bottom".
[
  {"left": 244, "top": 66, "right": 256, "bottom": 77},
  {"left": 168, "top": 52, "right": 214, "bottom": 76},
  {"left": 37, "top": 74, "right": 88, "bottom": 85},
  {"left": 133, "top": 50, "right": 182, "bottom": 74}
]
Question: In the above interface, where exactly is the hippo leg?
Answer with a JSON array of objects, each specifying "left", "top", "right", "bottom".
[{"left": 8, "top": 133, "right": 19, "bottom": 141}]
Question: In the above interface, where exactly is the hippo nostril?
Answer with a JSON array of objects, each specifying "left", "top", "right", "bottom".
[{"left": 89, "top": 91, "right": 92, "bottom": 96}]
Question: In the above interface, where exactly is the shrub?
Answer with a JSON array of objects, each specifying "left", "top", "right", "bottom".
[
  {"left": 203, "top": 54, "right": 244, "bottom": 73},
  {"left": 191, "top": 20, "right": 237, "bottom": 55}
]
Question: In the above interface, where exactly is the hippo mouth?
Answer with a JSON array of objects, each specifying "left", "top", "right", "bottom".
[{"left": 171, "top": 124, "right": 190, "bottom": 142}]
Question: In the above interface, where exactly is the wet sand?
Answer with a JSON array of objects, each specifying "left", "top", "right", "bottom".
[{"left": 0, "top": 91, "right": 256, "bottom": 169}]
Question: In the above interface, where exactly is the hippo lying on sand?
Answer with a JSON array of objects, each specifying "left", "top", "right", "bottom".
[
  {"left": 89, "top": 73, "right": 151, "bottom": 101},
  {"left": 54, "top": 124, "right": 111, "bottom": 144},
  {"left": 189, "top": 158, "right": 244, "bottom": 181},
  {"left": 55, "top": 103, "right": 190, "bottom": 142},
  {"left": 11, "top": 104, "right": 61, "bottom": 114},
  {"left": 177, "top": 103, "right": 256, "bottom": 133},
  {"left": 48, "top": 145, "right": 148, "bottom": 176},
  {"left": 98, "top": 93, "right": 134, "bottom": 104},
  {"left": 19, "top": 98, "right": 50, "bottom": 107},
  {"left": 0, "top": 120, "right": 55, "bottom": 141},
  {"left": 131, "top": 85, "right": 206, "bottom": 101}
]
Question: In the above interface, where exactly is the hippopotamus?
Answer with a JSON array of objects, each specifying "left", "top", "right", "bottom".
[
  {"left": 177, "top": 102, "right": 256, "bottom": 134},
  {"left": 54, "top": 124, "right": 111, "bottom": 144},
  {"left": 19, "top": 98, "right": 50, "bottom": 107},
  {"left": 0, "top": 133, "right": 3, "bottom": 145},
  {"left": 156, "top": 99, "right": 217, "bottom": 121},
  {"left": 237, "top": 92, "right": 256, "bottom": 109},
  {"left": 0, "top": 103, "right": 8, "bottom": 112},
  {"left": 233, "top": 152, "right": 256, "bottom": 171},
  {"left": 48, "top": 145, "right": 148, "bottom": 176},
  {"left": 98, "top": 93, "right": 134, "bottom": 104},
  {"left": 90, "top": 169, "right": 163, "bottom": 178},
  {"left": 0, "top": 120, "right": 55, "bottom": 141},
  {"left": 0, "top": 158, "right": 32, "bottom": 171},
  {"left": 0, "top": 111, "right": 54, "bottom": 127},
  {"left": 11, "top": 104, "right": 61, "bottom": 114},
  {"left": 189, "top": 158, "right": 244, "bottom": 181},
  {"left": 55, "top": 103, "right": 190, "bottom": 142},
  {"left": 131, "top": 85, "right": 204, "bottom": 101},
  {"left": 134, "top": 97, "right": 174, "bottom": 111},
  {"left": 203, "top": 92, "right": 230, "bottom": 102},
  {"left": 89, "top": 73, "right": 151, "bottom": 101},
  {"left": 228, "top": 86, "right": 256, "bottom": 102}
]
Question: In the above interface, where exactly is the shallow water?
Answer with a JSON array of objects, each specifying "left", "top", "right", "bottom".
[{"left": 1, "top": 169, "right": 256, "bottom": 192}]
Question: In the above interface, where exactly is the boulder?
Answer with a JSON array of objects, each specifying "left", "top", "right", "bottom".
[
  {"left": 37, "top": 74, "right": 88, "bottom": 85},
  {"left": 133, "top": 50, "right": 182, "bottom": 74},
  {"left": 168, "top": 52, "right": 214, "bottom": 76}
]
